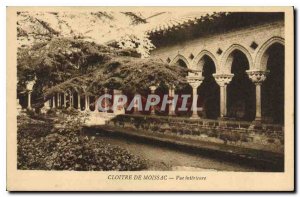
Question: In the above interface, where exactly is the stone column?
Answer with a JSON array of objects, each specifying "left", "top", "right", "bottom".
[
  {"left": 104, "top": 88, "right": 108, "bottom": 113},
  {"left": 27, "top": 91, "right": 32, "bottom": 110},
  {"left": 78, "top": 94, "right": 81, "bottom": 111},
  {"left": 69, "top": 91, "right": 74, "bottom": 109},
  {"left": 84, "top": 94, "right": 90, "bottom": 112},
  {"left": 63, "top": 93, "right": 67, "bottom": 108},
  {"left": 52, "top": 95, "right": 56, "bottom": 108},
  {"left": 149, "top": 85, "right": 157, "bottom": 115},
  {"left": 246, "top": 70, "right": 269, "bottom": 122},
  {"left": 57, "top": 93, "right": 61, "bottom": 108},
  {"left": 213, "top": 74, "right": 234, "bottom": 118},
  {"left": 168, "top": 85, "right": 176, "bottom": 116},
  {"left": 187, "top": 74, "right": 203, "bottom": 119},
  {"left": 189, "top": 82, "right": 203, "bottom": 119},
  {"left": 25, "top": 80, "right": 35, "bottom": 110}
]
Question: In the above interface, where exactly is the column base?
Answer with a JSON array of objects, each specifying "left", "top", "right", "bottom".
[
  {"left": 252, "top": 118, "right": 262, "bottom": 126},
  {"left": 218, "top": 116, "right": 229, "bottom": 121},
  {"left": 190, "top": 114, "right": 200, "bottom": 119},
  {"left": 168, "top": 112, "right": 176, "bottom": 116}
]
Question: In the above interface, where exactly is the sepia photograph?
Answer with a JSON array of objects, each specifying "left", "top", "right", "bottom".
[{"left": 6, "top": 6, "right": 294, "bottom": 191}]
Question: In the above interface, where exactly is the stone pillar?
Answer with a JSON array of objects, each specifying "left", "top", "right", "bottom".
[
  {"left": 246, "top": 70, "right": 269, "bottom": 122},
  {"left": 84, "top": 94, "right": 90, "bottom": 112},
  {"left": 187, "top": 75, "right": 203, "bottom": 119},
  {"left": 190, "top": 82, "right": 203, "bottom": 119},
  {"left": 149, "top": 86, "right": 157, "bottom": 115},
  {"left": 25, "top": 80, "right": 35, "bottom": 110},
  {"left": 104, "top": 88, "right": 108, "bottom": 113},
  {"left": 168, "top": 85, "right": 176, "bottom": 116},
  {"left": 27, "top": 91, "right": 32, "bottom": 110},
  {"left": 52, "top": 95, "right": 56, "bottom": 108},
  {"left": 78, "top": 94, "right": 81, "bottom": 111},
  {"left": 63, "top": 93, "right": 66, "bottom": 108},
  {"left": 213, "top": 74, "right": 234, "bottom": 118},
  {"left": 69, "top": 92, "right": 74, "bottom": 109},
  {"left": 57, "top": 93, "right": 61, "bottom": 108}
]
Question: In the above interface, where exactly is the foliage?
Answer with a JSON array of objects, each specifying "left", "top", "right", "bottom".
[
  {"left": 17, "top": 38, "right": 139, "bottom": 102},
  {"left": 17, "top": 114, "right": 147, "bottom": 171},
  {"left": 17, "top": 11, "right": 155, "bottom": 58},
  {"left": 18, "top": 38, "right": 114, "bottom": 88},
  {"left": 45, "top": 56, "right": 190, "bottom": 97}
]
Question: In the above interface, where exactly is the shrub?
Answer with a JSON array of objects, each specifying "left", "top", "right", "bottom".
[{"left": 17, "top": 114, "right": 147, "bottom": 171}]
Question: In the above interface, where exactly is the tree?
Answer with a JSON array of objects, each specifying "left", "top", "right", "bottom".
[
  {"left": 17, "top": 38, "right": 140, "bottom": 104},
  {"left": 17, "top": 11, "right": 155, "bottom": 58},
  {"left": 45, "top": 56, "right": 190, "bottom": 98}
]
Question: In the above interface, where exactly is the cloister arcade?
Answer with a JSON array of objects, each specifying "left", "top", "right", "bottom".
[
  {"left": 24, "top": 37, "right": 284, "bottom": 125},
  {"left": 159, "top": 36, "right": 285, "bottom": 124}
]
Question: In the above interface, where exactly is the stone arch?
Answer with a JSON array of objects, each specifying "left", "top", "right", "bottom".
[
  {"left": 193, "top": 50, "right": 219, "bottom": 72},
  {"left": 170, "top": 54, "right": 190, "bottom": 68},
  {"left": 258, "top": 38, "right": 285, "bottom": 124},
  {"left": 221, "top": 44, "right": 254, "bottom": 73},
  {"left": 255, "top": 37, "right": 285, "bottom": 71},
  {"left": 194, "top": 51, "right": 219, "bottom": 119},
  {"left": 223, "top": 45, "right": 256, "bottom": 121}
]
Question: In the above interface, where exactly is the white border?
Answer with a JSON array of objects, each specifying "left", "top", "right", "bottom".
[{"left": 2, "top": 0, "right": 298, "bottom": 196}]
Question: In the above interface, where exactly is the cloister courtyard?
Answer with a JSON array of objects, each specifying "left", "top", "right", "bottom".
[{"left": 16, "top": 11, "right": 285, "bottom": 172}]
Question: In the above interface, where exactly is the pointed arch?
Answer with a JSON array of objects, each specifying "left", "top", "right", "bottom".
[
  {"left": 255, "top": 37, "right": 285, "bottom": 70},
  {"left": 221, "top": 44, "right": 254, "bottom": 73},
  {"left": 170, "top": 54, "right": 190, "bottom": 68},
  {"left": 193, "top": 50, "right": 218, "bottom": 72}
]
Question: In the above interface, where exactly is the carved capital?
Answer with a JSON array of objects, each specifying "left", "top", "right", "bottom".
[
  {"left": 246, "top": 70, "right": 269, "bottom": 85},
  {"left": 213, "top": 74, "right": 234, "bottom": 87},
  {"left": 187, "top": 75, "right": 204, "bottom": 89}
]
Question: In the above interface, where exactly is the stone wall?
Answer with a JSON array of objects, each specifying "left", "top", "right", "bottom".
[
  {"left": 107, "top": 114, "right": 284, "bottom": 153},
  {"left": 150, "top": 20, "right": 284, "bottom": 72}
]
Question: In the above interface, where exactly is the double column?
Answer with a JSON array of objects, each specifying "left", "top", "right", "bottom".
[
  {"left": 187, "top": 75, "right": 203, "bottom": 119},
  {"left": 213, "top": 74, "right": 234, "bottom": 119},
  {"left": 246, "top": 70, "right": 269, "bottom": 122}
]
